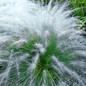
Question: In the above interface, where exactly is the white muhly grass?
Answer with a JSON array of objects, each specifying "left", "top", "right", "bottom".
[
  {"left": 58, "top": 81, "right": 69, "bottom": 86},
  {"left": 11, "top": 39, "right": 28, "bottom": 48},
  {"left": 28, "top": 53, "right": 39, "bottom": 72},
  {"left": 0, "top": 0, "right": 86, "bottom": 86},
  {"left": 51, "top": 56, "right": 85, "bottom": 86},
  {"left": 34, "top": 43, "right": 46, "bottom": 54}
]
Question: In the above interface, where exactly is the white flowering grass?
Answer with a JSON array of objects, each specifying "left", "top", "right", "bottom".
[
  {"left": 0, "top": 0, "right": 86, "bottom": 86},
  {"left": 0, "top": 32, "right": 76, "bottom": 86}
]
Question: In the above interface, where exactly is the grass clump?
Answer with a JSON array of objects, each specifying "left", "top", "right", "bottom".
[{"left": 0, "top": 32, "right": 76, "bottom": 86}]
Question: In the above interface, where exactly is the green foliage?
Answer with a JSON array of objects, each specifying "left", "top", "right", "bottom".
[{"left": 70, "top": 0, "right": 86, "bottom": 17}]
